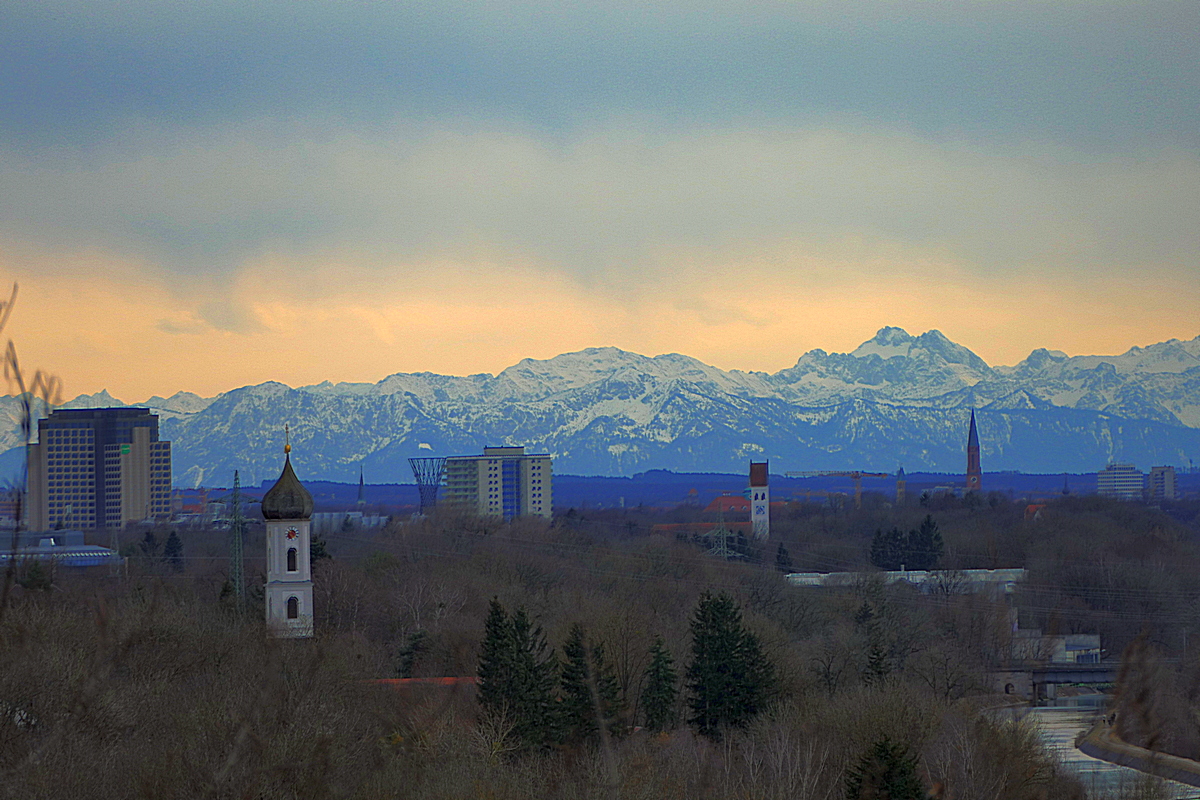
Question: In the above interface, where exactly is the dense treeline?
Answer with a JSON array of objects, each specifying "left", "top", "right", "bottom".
[{"left": 3, "top": 493, "right": 1200, "bottom": 797}]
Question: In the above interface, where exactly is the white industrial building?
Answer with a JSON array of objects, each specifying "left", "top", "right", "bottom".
[{"left": 1097, "top": 463, "right": 1144, "bottom": 500}]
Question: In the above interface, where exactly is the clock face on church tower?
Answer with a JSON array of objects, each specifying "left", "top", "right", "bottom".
[{"left": 286, "top": 527, "right": 299, "bottom": 540}]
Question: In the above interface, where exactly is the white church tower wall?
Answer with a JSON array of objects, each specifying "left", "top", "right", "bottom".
[
  {"left": 750, "top": 461, "right": 769, "bottom": 540},
  {"left": 265, "top": 518, "right": 314, "bottom": 637},
  {"left": 261, "top": 434, "right": 315, "bottom": 638}
]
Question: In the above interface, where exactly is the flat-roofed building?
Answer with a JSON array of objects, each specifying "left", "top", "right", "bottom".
[
  {"left": 443, "top": 446, "right": 551, "bottom": 520},
  {"left": 1149, "top": 465, "right": 1176, "bottom": 502},
  {"left": 1096, "top": 462, "right": 1144, "bottom": 501},
  {"left": 27, "top": 408, "right": 172, "bottom": 531}
]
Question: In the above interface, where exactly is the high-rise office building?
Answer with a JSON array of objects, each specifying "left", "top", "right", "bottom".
[
  {"left": 443, "top": 446, "right": 552, "bottom": 520},
  {"left": 1097, "top": 463, "right": 1144, "bottom": 500},
  {"left": 27, "top": 408, "right": 172, "bottom": 531},
  {"left": 1149, "top": 466, "right": 1176, "bottom": 502}
]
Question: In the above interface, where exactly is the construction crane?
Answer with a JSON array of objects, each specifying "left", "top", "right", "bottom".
[{"left": 783, "top": 470, "right": 892, "bottom": 509}]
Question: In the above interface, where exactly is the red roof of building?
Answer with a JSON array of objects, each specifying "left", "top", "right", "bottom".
[
  {"left": 704, "top": 495, "right": 750, "bottom": 514},
  {"left": 750, "top": 462, "right": 768, "bottom": 487}
]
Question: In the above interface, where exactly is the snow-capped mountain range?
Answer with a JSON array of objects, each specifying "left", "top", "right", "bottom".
[{"left": 6, "top": 327, "right": 1200, "bottom": 486}]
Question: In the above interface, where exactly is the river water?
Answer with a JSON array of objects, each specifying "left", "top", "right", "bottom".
[{"left": 1002, "top": 695, "right": 1200, "bottom": 799}]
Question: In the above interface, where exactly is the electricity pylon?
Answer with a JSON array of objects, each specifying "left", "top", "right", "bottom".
[{"left": 230, "top": 470, "right": 245, "bottom": 611}]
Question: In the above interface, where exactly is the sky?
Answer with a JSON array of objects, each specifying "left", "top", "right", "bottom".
[{"left": 1, "top": 1, "right": 1198, "bottom": 401}]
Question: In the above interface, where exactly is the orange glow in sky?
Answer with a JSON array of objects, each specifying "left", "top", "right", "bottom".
[{"left": 3, "top": 4, "right": 1197, "bottom": 401}]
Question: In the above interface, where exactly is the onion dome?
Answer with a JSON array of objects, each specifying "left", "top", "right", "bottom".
[{"left": 261, "top": 448, "right": 313, "bottom": 521}]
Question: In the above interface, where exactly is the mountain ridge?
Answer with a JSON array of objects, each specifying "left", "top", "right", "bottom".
[{"left": 6, "top": 328, "right": 1200, "bottom": 485}]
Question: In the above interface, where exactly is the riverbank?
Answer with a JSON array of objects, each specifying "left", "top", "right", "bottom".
[
  {"left": 995, "top": 697, "right": 1197, "bottom": 798},
  {"left": 1079, "top": 722, "right": 1200, "bottom": 790}
]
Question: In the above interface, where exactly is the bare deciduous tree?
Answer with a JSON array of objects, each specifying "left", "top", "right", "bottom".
[{"left": 0, "top": 282, "right": 62, "bottom": 622}]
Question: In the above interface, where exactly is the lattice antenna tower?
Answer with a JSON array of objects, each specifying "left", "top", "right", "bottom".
[
  {"left": 230, "top": 470, "right": 245, "bottom": 611},
  {"left": 705, "top": 505, "right": 741, "bottom": 560},
  {"left": 409, "top": 457, "right": 447, "bottom": 515},
  {"left": 705, "top": 528, "right": 739, "bottom": 560}
]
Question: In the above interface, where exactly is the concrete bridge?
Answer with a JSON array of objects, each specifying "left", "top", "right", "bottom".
[{"left": 993, "top": 662, "right": 1118, "bottom": 702}]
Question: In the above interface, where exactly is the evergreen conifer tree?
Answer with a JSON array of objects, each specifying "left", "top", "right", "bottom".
[
  {"left": 845, "top": 737, "right": 929, "bottom": 799},
  {"left": 17, "top": 560, "right": 52, "bottom": 592},
  {"left": 560, "top": 623, "right": 624, "bottom": 743},
  {"left": 590, "top": 639, "right": 624, "bottom": 736},
  {"left": 854, "top": 601, "right": 893, "bottom": 684},
  {"left": 686, "top": 592, "right": 775, "bottom": 738},
  {"left": 869, "top": 517, "right": 943, "bottom": 571},
  {"left": 163, "top": 531, "right": 183, "bottom": 571},
  {"left": 477, "top": 598, "right": 516, "bottom": 715},
  {"left": 397, "top": 630, "right": 427, "bottom": 678},
  {"left": 560, "top": 623, "right": 596, "bottom": 741},
  {"left": 141, "top": 530, "right": 159, "bottom": 558},
  {"left": 774, "top": 541, "right": 793, "bottom": 573},
  {"left": 869, "top": 527, "right": 907, "bottom": 570},
  {"left": 510, "top": 608, "right": 560, "bottom": 745},
  {"left": 309, "top": 533, "right": 330, "bottom": 564},
  {"left": 907, "top": 515, "right": 943, "bottom": 570},
  {"left": 641, "top": 636, "right": 678, "bottom": 732},
  {"left": 477, "top": 600, "right": 560, "bottom": 747}
]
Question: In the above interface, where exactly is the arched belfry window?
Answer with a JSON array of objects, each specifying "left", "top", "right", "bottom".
[
  {"left": 287, "top": 547, "right": 298, "bottom": 572},
  {"left": 287, "top": 597, "right": 299, "bottom": 619}
]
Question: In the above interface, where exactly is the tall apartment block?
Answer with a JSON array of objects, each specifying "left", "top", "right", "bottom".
[
  {"left": 1149, "top": 466, "right": 1176, "bottom": 502},
  {"left": 1096, "top": 463, "right": 1144, "bottom": 501},
  {"left": 27, "top": 408, "right": 172, "bottom": 531},
  {"left": 443, "top": 446, "right": 551, "bottom": 520}
]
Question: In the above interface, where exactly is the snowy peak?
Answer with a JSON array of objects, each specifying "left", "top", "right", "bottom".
[
  {"left": 495, "top": 347, "right": 656, "bottom": 398},
  {"left": 143, "top": 391, "right": 213, "bottom": 415},
  {"left": 1006, "top": 348, "right": 1070, "bottom": 378},
  {"left": 491, "top": 347, "right": 775, "bottom": 402},
  {"left": 847, "top": 327, "right": 986, "bottom": 369},
  {"left": 909, "top": 330, "right": 992, "bottom": 373},
  {"left": 1010, "top": 336, "right": 1200, "bottom": 378},
  {"left": 60, "top": 389, "right": 125, "bottom": 409},
  {"left": 13, "top": 327, "right": 1200, "bottom": 482},
  {"left": 776, "top": 327, "right": 994, "bottom": 403},
  {"left": 851, "top": 327, "right": 916, "bottom": 359}
]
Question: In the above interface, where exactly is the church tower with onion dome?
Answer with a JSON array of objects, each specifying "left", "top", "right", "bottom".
[{"left": 262, "top": 429, "right": 315, "bottom": 638}]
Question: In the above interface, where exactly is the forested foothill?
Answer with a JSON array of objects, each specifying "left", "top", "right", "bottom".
[{"left": 4, "top": 492, "right": 1200, "bottom": 798}]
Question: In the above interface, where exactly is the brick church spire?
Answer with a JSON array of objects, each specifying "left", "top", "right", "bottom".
[{"left": 966, "top": 410, "right": 981, "bottom": 492}]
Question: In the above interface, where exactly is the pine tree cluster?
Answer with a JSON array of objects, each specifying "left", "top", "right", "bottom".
[
  {"left": 477, "top": 599, "right": 626, "bottom": 748},
  {"left": 869, "top": 514, "right": 944, "bottom": 571},
  {"left": 477, "top": 599, "right": 561, "bottom": 747},
  {"left": 478, "top": 593, "right": 775, "bottom": 748}
]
